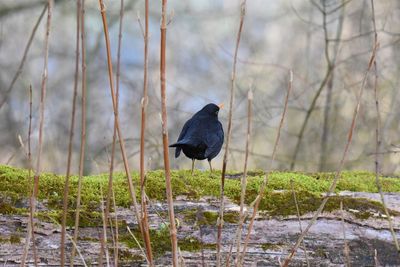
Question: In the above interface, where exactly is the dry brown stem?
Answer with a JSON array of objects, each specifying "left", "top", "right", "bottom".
[
  {"left": 100, "top": 186, "right": 110, "bottom": 266},
  {"left": 238, "top": 70, "right": 292, "bottom": 266},
  {"left": 225, "top": 88, "right": 252, "bottom": 266},
  {"left": 112, "top": 188, "right": 119, "bottom": 267},
  {"left": 138, "top": 0, "right": 154, "bottom": 263},
  {"left": 160, "top": 0, "right": 178, "bottom": 265},
  {"left": 102, "top": 0, "right": 125, "bottom": 265},
  {"left": 217, "top": 1, "right": 246, "bottom": 266},
  {"left": 97, "top": 0, "right": 142, "bottom": 245},
  {"left": 340, "top": 201, "right": 351, "bottom": 266},
  {"left": 21, "top": 85, "right": 38, "bottom": 266},
  {"left": 24, "top": 1, "right": 53, "bottom": 266},
  {"left": 290, "top": 179, "right": 310, "bottom": 267},
  {"left": 60, "top": 1, "right": 81, "bottom": 264},
  {"left": 70, "top": 0, "right": 87, "bottom": 264}
]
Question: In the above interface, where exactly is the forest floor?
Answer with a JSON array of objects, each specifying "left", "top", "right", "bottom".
[{"left": 1, "top": 165, "right": 400, "bottom": 266}]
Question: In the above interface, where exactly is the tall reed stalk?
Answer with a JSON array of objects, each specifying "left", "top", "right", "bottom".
[
  {"left": 160, "top": 0, "right": 179, "bottom": 265},
  {"left": 61, "top": 1, "right": 81, "bottom": 265},
  {"left": 216, "top": 1, "right": 246, "bottom": 266},
  {"left": 70, "top": 0, "right": 87, "bottom": 265}
]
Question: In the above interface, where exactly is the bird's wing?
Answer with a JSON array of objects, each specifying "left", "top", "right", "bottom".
[
  {"left": 170, "top": 117, "right": 198, "bottom": 158},
  {"left": 177, "top": 118, "right": 194, "bottom": 142},
  {"left": 204, "top": 122, "right": 224, "bottom": 159}
]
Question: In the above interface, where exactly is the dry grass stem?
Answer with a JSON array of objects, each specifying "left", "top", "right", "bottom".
[
  {"left": 97, "top": 0, "right": 142, "bottom": 245},
  {"left": 21, "top": 85, "right": 38, "bottom": 266},
  {"left": 340, "top": 201, "right": 351, "bottom": 266},
  {"left": 290, "top": 179, "right": 310, "bottom": 267},
  {"left": 160, "top": 0, "right": 179, "bottom": 265},
  {"left": 0, "top": 4, "right": 47, "bottom": 110},
  {"left": 127, "top": 226, "right": 149, "bottom": 264},
  {"left": 282, "top": 34, "right": 379, "bottom": 267},
  {"left": 138, "top": 0, "right": 154, "bottom": 263},
  {"left": 217, "top": 1, "right": 246, "bottom": 266},
  {"left": 70, "top": 0, "right": 87, "bottom": 264},
  {"left": 374, "top": 249, "right": 380, "bottom": 267},
  {"left": 61, "top": 1, "right": 81, "bottom": 264},
  {"left": 102, "top": 0, "right": 125, "bottom": 265},
  {"left": 112, "top": 187, "right": 119, "bottom": 267},
  {"left": 370, "top": 0, "right": 400, "bottom": 252},
  {"left": 100, "top": 186, "right": 110, "bottom": 267},
  {"left": 225, "top": 88, "right": 252, "bottom": 266},
  {"left": 42, "top": 214, "right": 88, "bottom": 267},
  {"left": 25, "top": 1, "right": 53, "bottom": 266},
  {"left": 239, "top": 70, "right": 292, "bottom": 266}
]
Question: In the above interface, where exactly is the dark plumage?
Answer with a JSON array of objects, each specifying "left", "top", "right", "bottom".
[{"left": 169, "top": 103, "right": 224, "bottom": 173}]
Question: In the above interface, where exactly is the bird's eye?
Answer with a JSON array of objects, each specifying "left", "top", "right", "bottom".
[{"left": 215, "top": 110, "right": 218, "bottom": 115}]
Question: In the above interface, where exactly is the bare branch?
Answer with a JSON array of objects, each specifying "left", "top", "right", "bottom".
[{"left": 0, "top": 4, "right": 47, "bottom": 110}]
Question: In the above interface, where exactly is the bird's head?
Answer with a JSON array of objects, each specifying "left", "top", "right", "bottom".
[{"left": 199, "top": 103, "right": 223, "bottom": 117}]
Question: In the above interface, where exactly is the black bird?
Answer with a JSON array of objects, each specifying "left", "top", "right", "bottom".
[{"left": 170, "top": 103, "right": 224, "bottom": 174}]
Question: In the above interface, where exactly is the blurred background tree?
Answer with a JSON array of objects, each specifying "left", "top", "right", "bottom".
[{"left": 1, "top": 0, "right": 400, "bottom": 174}]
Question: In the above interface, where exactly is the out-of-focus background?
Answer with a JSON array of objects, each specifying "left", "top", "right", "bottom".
[{"left": 1, "top": 0, "right": 399, "bottom": 174}]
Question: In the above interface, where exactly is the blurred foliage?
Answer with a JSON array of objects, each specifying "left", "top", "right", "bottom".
[{"left": 1, "top": 1, "right": 400, "bottom": 173}]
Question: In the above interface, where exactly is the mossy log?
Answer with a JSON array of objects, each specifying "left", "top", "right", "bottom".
[{"left": 1, "top": 165, "right": 400, "bottom": 266}]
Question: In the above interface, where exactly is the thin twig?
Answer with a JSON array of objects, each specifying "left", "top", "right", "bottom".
[
  {"left": 70, "top": 0, "right": 87, "bottom": 264},
  {"left": 61, "top": 1, "right": 81, "bottom": 265},
  {"left": 0, "top": 4, "right": 47, "bottom": 110},
  {"left": 238, "top": 70, "right": 292, "bottom": 266},
  {"left": 282, "top": 34, "right": 379, "bottom": 267},
  {"left": 126, "top": 226, "right": 148, "bottom": 262},
  {"left": 374, "top": 249, "right": 380, "bottom": 267},
  {"left": 21, "top": 85, "right": 38, "bottom": 267},
  {"left": 103, "top": 0, "right": 125, "bottom": 265},
  {"left": 112, "top": 187, "right": 119, "bottom": 267},
  {"left": 370, "top": 0, "right": 400, "bottom": 253},
  {"left": 42, "top": 214, "right": 88, "bottom": 267},
  {"left": 26, "top": 1, "right": 53, "bottom": 266},
  {"left": 138, "top": 0, "right": 154, "bottom": 264},
  {"left": 100, "top": 185, "right": 110, "bottom": 267},
  {"left": 290, "top": 179, "right": 310, "bottom": 267},
  {"left": 217, "top": 1, "right": 246, "bottom": 266},
  {"left": 97, "top": 0, "right": 143, "bottom": 245},
  {"left": 341, "top": 201, "right": 351, "bottom": 266},
  {"left": 160, "top": 1, "right": 179, "bottom": 265},
  {"left": 226, "top": 88, "right": 252, "bottom": 266}
]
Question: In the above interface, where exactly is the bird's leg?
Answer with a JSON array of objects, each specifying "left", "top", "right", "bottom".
[
  {"left": 191, "top": 159, "right": 195, "bottom": 175},
  {"left": 208, "top": 160, "right": 213, "bottom": 173}
]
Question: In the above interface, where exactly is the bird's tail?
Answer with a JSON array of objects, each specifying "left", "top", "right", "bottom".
[
  {"left": 168, "top": 143, "right": 180, "bottom": 147},
  {"left": 169, "top": 142, "right": 183, "bottom": 158}
]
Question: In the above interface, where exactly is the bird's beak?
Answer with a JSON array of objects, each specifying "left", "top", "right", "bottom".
[{"left": 218, "top": 103, "right": 224, "bottom": 109}]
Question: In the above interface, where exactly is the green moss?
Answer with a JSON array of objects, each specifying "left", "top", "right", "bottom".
[
  {"left": 261, "top": 242, "right": 283, "bottom": 251},
  {"left": 202, "top": 211, "right": 219, "bottom": 225},
  {"left": 0, "top": 201, "right": 17, "bottom": 214},
  {"left": 1, "top": 165, "right": 400, "bottom": 222},
  {"left": 179, "top": 236, "right": 202, "bottom": 252},
  {"left": 37, "top": 209, "right": 102, "bottom": 227},
  {"left": 0, "top": 235, "right": 22, "bottom": 244},
  {"left": 10, "top": 234, "right": 21, "bottom": 244},
  {"left": 252, "top": 190, "right": 398, "bottom": 218},
  {"left": 182, "top": 209, "right": 239, "bottom": 225},
  {"left": 115, "top": 249, "right": 144, "bottom": 262},
  {"left": 119, "top": 226, "right": 172, "bottom": 257}
]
